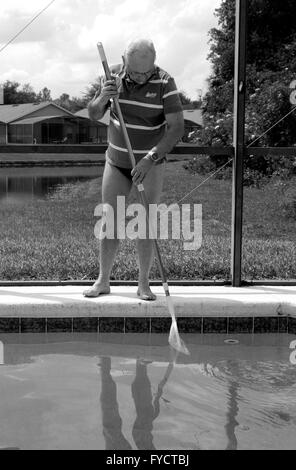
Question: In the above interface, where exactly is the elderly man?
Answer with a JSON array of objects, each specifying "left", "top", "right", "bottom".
[{"left": 83, "top": 39, "right": 184, "bottom": 300}]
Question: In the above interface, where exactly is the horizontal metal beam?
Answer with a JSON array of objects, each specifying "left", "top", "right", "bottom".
[
  {"left": 0, "top": 160, "right": 104, "bottom": 168},
  {"left": 246, "top": 147, "right": 296, "bottom": 156},
  {"left": 242, "top": 280, "right": 296, "bottom": 286},
  {"left": 3, "top": 144, "right": 295, "bottom": 157},
  {"left": 0, "top": 143, "right": 235, "bottom": 156},
  {"left": 0, "top": 144, "right": 108, "bottom": 154},
  {"left": 169, "top": 145, "right": 234, "bottom": 155}
]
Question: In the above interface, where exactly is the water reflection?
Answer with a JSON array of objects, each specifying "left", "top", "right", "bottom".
[
  {"left": 99, "top": 356, "right": 287, "bottom": 450},
  {"left": 131, "top": 359, "right": 156, "bottom": 450},
  {"left": 0, "top": 447, "right": 20, "bottom": 450},
  {"left": 99, "top": 356, "right": 132, "bottom": 450},
  {"left": 99, "top": 356, "right": 174, "bottom": 450},
  {"left": 0, "top": 167, "right": 103, "bottom": 199},
  {"left": 217, "top": 358, "right": 296, "bottom": 449},
  {"left": 225, "top": 381, "right": 240, "bottom": 450},
  {"left": 0, "top": 335, "right": 295, "bottom": 450}
]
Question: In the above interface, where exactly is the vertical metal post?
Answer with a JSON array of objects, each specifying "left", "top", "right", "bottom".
[{"left": 231, "top": 0, "right": 247, "bottom": 286}]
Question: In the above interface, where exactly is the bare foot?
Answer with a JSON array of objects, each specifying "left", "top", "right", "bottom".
[
  {"left": 83, "top": 281, "right": 110, "bottom": 298},
  {"left": 137, "top": 284, "right": 156, "bottom": 301}
]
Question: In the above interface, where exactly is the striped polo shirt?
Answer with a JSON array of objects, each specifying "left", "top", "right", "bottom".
[{"left": 105, "top": 64, "right": 183, "bottom": 169}]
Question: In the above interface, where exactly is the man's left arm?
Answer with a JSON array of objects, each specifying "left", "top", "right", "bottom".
[
  {"left": 131, "top": 112, "right": 184, "bottom": 184},
  {"left": 150, "top": 111, "right": 184, "bottom": 158}
]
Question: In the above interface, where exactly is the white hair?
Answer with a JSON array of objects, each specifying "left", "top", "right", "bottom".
[{"left": 124, "top": 38, "right": 156, "bottom": 61}]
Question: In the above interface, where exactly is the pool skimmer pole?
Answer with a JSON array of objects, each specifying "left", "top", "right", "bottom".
[{"left": 97, "top": 42, "right": 189, "bottom": 356}]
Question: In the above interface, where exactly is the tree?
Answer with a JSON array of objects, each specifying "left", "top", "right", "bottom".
[
  {"left": 36, "top": 87, "right": 52, "bottom": 102},
  {"left": 208, "top": 0, "right": 296, "bottom": 83},
  {"left": 83, "top": 77, "right": 102, "bottom": 103},
  {"left": 201, "top": 0, "right": 296, "bottom": 148},
  {"left": 55, "top": 93, "right": 71, "bottom": 110},
  {"left": 70, "top": 96, "right": 87, "bottom": 113},
  {"left": 54, "top": 93, "right": 85, "bottom": 113},
  {"left": 1, "top": 80, "right": 39, "bottom": 104},
  {"left": 1, "top": 80, "right": 84, "bottom": 112}
]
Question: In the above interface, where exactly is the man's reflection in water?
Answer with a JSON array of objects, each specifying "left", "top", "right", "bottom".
[
  {"left": 132, "top": 359, "right": 174, "bottom": 450},
  {"left": 99, "top": 356, "right": 132, "bottom": 450},
  {"left": 99, "top": 356, "right": 174, "bottom": 450},
  {"left": 131, "top": 359, "right": 156, "bottom": 449},
  {"left": 152, "top": 361, "right": 174, "bottom": 422}
]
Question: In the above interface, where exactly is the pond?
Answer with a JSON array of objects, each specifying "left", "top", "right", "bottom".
[{"left": 0, "top": 166, "right": 104, "bottom": 199}]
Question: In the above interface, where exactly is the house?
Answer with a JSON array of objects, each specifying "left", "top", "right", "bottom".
[
  {"left": 0, "top": 102, "right": 108, "bottom": 144},
  {"left": 0, "top": 87, "right": 203, "bottom": 144},
  {"left": 74, "top": 108, "right": 109, "bottom": 143},
  {"left": 183, "top": 109, "right": 203, "bottom": 141}
]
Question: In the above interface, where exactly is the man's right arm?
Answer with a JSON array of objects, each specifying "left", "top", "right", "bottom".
[{"left": 88, "top": 79, "right": 119, "bottom": 121}]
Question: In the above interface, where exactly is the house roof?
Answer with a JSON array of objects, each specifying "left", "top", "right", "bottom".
[
  {"left": 0, "top": 102, "right": 74, "bottom": 124},
  {"left": 12, "top": 115, "right": 71, "bottom": 125},
  {"left": 183, "top": 109, "right": 203, "bottom": 126},
  {"left": 75, "top": 108, "right": 110, "bottom": 126}
]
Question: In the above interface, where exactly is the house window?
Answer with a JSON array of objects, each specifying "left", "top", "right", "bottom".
[
  {"left": 8, "top": 124, "right": 32, "bottom": 144},
  {"left": 0, "top": 124, "right": 6, "bottom": 143}
]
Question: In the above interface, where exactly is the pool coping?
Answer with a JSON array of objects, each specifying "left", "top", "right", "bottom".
[{"left": 0, "top": 285, "right": 295, "bottom": 334}]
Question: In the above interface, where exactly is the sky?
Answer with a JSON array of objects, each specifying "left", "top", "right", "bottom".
[{"left": 0, "top": 0, "right": 222, "bottom": 101}]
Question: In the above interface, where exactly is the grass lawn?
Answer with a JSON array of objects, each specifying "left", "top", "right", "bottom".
[{"left": 0, "top": 160, "right": 295, "bottom": 281}]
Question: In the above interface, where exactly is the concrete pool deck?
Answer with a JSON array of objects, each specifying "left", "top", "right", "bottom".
[{"left": 0, "top": 285, "right": 295, "bottom": 319}]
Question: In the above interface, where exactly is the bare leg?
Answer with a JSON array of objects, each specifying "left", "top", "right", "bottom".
[
  {"left": 83, "top": 162, "right": 132, "bottom": 297},
  {"left": 136, "top": 162, "right": 165, "bottom": 300}
]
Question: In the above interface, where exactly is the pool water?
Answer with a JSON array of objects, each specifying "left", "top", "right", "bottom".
[{"left": 0, "top": 333, "right": 295, "bottom": 450}]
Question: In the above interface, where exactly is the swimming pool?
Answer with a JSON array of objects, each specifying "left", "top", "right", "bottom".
[{"left": 0, "top": 333, "right": 295, "bottom": 450}]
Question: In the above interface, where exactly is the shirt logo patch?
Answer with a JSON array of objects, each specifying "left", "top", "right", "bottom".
[{"left": 145, "top": 92, "right": 157, "bottom": 98}]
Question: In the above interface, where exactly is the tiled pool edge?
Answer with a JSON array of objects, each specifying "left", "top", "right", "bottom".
[
  {"left": 0, "top": 285, "right": 295, "bottom": 333},
  {"left": 0, "top": 315, "right": 295, "bottom": 334}
]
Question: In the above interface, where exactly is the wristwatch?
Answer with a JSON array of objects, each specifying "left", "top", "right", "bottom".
[{"left": 147, "top": 150, "right": 164, "bottom": 164}]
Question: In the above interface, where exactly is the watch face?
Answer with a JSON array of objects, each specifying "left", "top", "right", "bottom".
[{"left": 150, "top": 152, "right": 159, "bottom": 161}]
